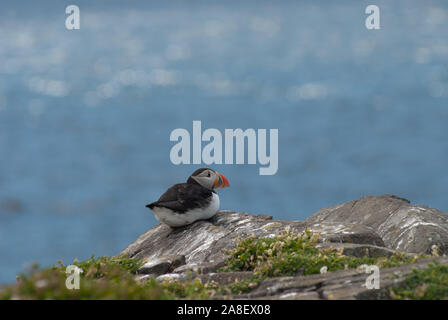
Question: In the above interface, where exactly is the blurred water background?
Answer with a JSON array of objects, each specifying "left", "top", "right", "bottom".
[{"left": 1, "top": 0, "right": 448, "bottom": 284}]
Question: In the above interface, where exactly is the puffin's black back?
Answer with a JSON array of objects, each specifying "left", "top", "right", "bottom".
[{"left": 146, "top": 182, "right": 213, "bottom": 213}]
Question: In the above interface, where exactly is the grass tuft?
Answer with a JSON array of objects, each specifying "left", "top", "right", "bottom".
[{"left": 390, "top": 262, "right": 448, "bottom": 300}]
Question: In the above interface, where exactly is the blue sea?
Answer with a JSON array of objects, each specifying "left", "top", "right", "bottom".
[{"left": 1, "top": 0, "right": 448, "bottom": 284}]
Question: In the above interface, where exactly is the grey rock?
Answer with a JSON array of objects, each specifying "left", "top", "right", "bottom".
[
  {"left": 134, "top": 274, "right": 157, "bottom": 283},
  {"left": 121, "top": 210, "right": 387, "bottom": 268},
  {"left": 121, "top": 211, "right": 306, "bottom": 266},
  {"left": 256, "top": 214, "right": 273, "bottom": 220},
  {"left": 137, "top": 255, "right": 186, "bottom": 275},
  {"left": 315, "top": 243, "right": 397, "bottom": 258},
  {"left": 248, "top": 275, "right": 324, "bottom": 298},
  {"left": 284, "top": 291, "right": 321, "bottom": 300},
  {"left": 305, "top": 194, "right": 448, "bottom": 254},
  {"left": 197, "top": 271, "right": 255, "bottom": 286},
  {"left": 120, "top": 194, "right": 448, "bottom": 299},
  {"left": 265, "top": 291, "right": 321, "bottom": 300},
  {"left": 307, "top": 222, "right": 384, "bottom": 246},
  {"left": 235, "top": 256, "right": 448, "bottom": 300},
  {"left": 138, "top": 260, "right": 171, "bottom": 276},
  {"left": 156, "top": 273, "right": 189, "bottom": 283},
  {"left": 173, "top": 260, "right": 226, "bottom": 275}
]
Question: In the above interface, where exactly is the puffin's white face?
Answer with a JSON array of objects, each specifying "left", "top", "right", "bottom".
[{"left": 190, "top": 169, "right": 230, "bottom": 190}]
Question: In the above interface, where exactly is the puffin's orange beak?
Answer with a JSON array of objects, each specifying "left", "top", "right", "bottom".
[{"left": 214, "top": 172, "right": 230, "bottom": 189}]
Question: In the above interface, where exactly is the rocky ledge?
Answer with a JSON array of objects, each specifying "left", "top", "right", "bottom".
[{"left": 120, "top": 194, "right": 448, "bottom": 299}]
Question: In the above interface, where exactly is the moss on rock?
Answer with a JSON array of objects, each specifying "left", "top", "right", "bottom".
[
  {"left": 390, "top": 262, "right": 448, "bottom": 300},
  {"left": 221, "top": 229, "right": 417, "bottom": 277}
]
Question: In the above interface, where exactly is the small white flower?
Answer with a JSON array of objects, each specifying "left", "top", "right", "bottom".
[
  {"left": 35, "top": 279, "right": 48, "bottom": 289},
  {"left": 356, "top": 264, "right": 369, "bottom": 273},
  {"left": 431, "top": 244, "right": 440, "bottom": 256}
]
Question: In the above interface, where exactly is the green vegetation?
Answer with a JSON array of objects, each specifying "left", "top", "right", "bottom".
[
  {"left": 0, "top": 230, "right": 431, "bottom": 299},
  {"left": 390, "top": 262, "right": 448, "bottom": 300},
  {"left": 221, "top": 230, "right": 417, "bottom": 276},
  {"left": 219, "top": 229, "right": 421, "bottom": 293},
  {"left": 0, "top": 255, "right": 215, "bottom": 300}
]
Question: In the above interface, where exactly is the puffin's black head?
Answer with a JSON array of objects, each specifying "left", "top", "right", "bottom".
[{"left": 187, "top": 168, "right": 230, "bottom": 190}]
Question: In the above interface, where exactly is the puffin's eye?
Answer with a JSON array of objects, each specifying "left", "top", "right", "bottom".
[{"left": 207, "top": 172, "right": 211, "bottom": 177}]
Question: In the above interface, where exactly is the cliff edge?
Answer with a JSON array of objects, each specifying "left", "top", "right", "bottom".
[{"left": 120, "top": 194, "right": 448, "bottom": 299}]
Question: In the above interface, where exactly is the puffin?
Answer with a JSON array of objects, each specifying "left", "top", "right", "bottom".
[{"left": 146, "top": 168, "right": 230, "bottom": 228}]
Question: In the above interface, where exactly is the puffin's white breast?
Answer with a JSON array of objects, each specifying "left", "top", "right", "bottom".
[{"left": 152, "top": 193, "right": 220, "bottom": 227}]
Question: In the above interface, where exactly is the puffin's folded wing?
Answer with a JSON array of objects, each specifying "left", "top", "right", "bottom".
[{"left": 150, "top": 183, "right": 213, "bottom": 214}]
